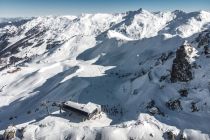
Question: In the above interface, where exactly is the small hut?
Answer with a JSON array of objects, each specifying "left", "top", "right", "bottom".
[{"left": 61, "top": 101, "right": 101, "bottom": 119}]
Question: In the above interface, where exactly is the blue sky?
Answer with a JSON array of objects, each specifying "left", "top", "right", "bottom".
[{"left": 0, "top": 0, "right": 210, "bottom": 17}]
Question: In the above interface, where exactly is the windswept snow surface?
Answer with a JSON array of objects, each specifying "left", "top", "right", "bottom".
[{"left": 0, "top": 9, "right": 210, "bottom": 139}]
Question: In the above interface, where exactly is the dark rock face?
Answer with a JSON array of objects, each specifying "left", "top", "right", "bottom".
[
  {"left": 170, "top": 45, "right": 193, "bottom": 82},
  {"left": 0, "top": 33, "right": 11, "bottom": 53},
  {"left": 0, "top": 40, "right": 9, "bottom": 52},
  {"left": 166, "top": 99, "right": 182, "bottom": 111},
  {"left": 164, "top": 131, "right": 176, "bottom": 140},
  {"left": 196, "top": 30, "right": 210, "bottom": 48},
  {"left": 178, "top": 89, "right": 188, "bottom": 97},
  {"left": 196, "top": 30, "right": 210, "bottom": 55},
  {"left": 191, "top": 102, "right": 199, "bottom": 112},
  {"left": 46, "top": 41, "right": 64, "bottom": 50},
  {"left": 25, "top": 25, "right": 41, "bottom": 37},
  {"left": 33, "top": 40, "right": 44, "bottom": 48},
  {"left": 0, "top": 36, "right": 30, "bottom": 57},
  {"left": 146, "top": 100, "right": 164, "bottom": 116},
  {"left": 204, "top": 46, "right": 210, "bottom": 55},
  {"left": 9, "top": 56, "right": 22, "bottom": 64}
]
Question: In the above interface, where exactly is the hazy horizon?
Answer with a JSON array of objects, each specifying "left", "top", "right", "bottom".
[{"left": 0, "top": 0, "right": 210, "bottom": 17}]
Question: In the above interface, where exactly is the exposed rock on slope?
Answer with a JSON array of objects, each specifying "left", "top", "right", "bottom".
[{"left": 171, "top": 43, "right": 197, "bottom": 82}]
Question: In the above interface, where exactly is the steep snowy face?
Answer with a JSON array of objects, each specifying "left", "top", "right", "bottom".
[
  {"left": 172, "top": 11, "right": 210, "bottom": 37},
  {"left": 102, "top": 9, "right": 210, "bottom": 39},
  {"left": 22, "top": 14, "right": 123, "bottom": 39},
  {"left": 0, "top": 9, "right": 210, "bottom": 140},
  {"left": 0, "top": 13, "right": 125, "bottom": 64},
  {"left": 115, "top": 9, "right": 175, "bottom": 39}
]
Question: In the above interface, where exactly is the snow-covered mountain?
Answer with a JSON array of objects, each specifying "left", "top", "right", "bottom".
[{"left": 0, "top": 9, "right": 210, "bottom": 140}]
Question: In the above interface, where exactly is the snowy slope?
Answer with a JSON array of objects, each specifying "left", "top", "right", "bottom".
[{"left": 0, "top": 9, "right": 210, "bottom": 140}]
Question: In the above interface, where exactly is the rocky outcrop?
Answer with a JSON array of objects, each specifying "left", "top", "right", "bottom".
[
  {"left": 178, "top": 89, "right": 188, "bottom": 97},
  {"left": 164, "top": 131, "right": 176, "bottom": 140},
  {"left": 146, "top": 100, "right": 164, "bottom": 116},
  {"left": 46, "top": 41, "right": 64, "bottom": 50},
  {"left": 3, "top": 125, "right": 16, "bottom": 140},
  {"left": 166, "top": 99, "right": 182, "bottom": 111},
  {"left": 170, "top": 44, "right": 194, "bottom": 82},
  {"left": 196, "top": 30, "right": 210, "bottom": 55},
  {"left": 191, "top": 102, "right": 199, "bottom": 112},
  {"left": 196, "top": 30, "right": 210, "bottom": 48}
]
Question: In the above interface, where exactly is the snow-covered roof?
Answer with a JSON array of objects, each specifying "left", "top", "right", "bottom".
[{"left": 63, "top": 101, "right": 100, "bottom": 114}]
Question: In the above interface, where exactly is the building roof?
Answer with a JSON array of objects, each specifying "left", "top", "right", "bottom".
[{"left": 63, "top": 101, "right": 99, "bottom": 114}]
